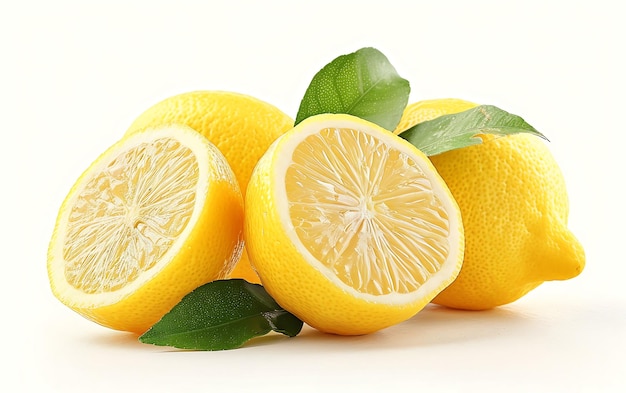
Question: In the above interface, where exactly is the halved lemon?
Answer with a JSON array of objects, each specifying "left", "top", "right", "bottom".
[
  {"left": 244, "top": 114, "right": 464, "bottom": 335},
  {"left": 47, "top": 125, "right": 244, "bottom": 334}
]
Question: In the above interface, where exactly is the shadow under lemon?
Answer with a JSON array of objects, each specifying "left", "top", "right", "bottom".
[{"left": 282, "top": 303, "right": 543, "bottom": 351}]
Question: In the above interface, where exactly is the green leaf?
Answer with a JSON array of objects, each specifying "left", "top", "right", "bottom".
[
  {"left": 398, "top": 105, "right": 548, "bottom": 156},
  {"left": 139, "top": 279, "right": 303, "bottom": 351},
  {"left": 295, "top": 47, "right": 410, "bottom": 130}
]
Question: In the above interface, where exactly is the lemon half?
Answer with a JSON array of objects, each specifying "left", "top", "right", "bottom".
[
  {"left": 47, "top": 125, "right": 244, "bottom": 333},
  {"left": 245, "top": 114, "right": 464, "bottom": 335}
]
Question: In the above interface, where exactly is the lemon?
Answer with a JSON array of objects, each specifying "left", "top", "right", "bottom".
[
  {"left": 47, "top": 125, "right": 244, "bottom": 333},
  {"left": 125, "top": 91, "right": 294, "bottom": 284},
  {"left": 396, "top": 98, "right": 585, "bottom": 310},
  {"left": 245, "top": 114, "right": 464, "bottom": 335}
]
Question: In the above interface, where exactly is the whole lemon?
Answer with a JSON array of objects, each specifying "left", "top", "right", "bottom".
[
  {"left": 125, "top": 91, "right": 294, "bottom": 283},
  {"left": 396, "top": 99, "right": 585, "bottom": 310}
]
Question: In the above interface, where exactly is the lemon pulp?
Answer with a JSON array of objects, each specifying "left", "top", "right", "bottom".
[
  {"left": 63, "top": 138, "right": 199, "bottom": 294},
  {"left": 286, "top": 127, "right": 451, "bottom": 296}
]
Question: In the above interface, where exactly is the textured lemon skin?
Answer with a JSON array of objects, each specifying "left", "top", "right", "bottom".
[
  {"left": 125, "top": 91, "right": 293, "bottom": 284},
  {"left": 244, "top": 114, "right": 464, "bottom": 335},
  {"left": 396, "top": 98, "right": 585, "bottom": 310},
  {"left": 47, "top": 130, "right": 244, "bottom": 334},
  {"left": 431, "top": 134, "right": 585, "bottom": 309}
]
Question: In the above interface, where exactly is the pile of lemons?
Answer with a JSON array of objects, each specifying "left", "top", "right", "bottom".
[{"left": 47, "top": 91, "right": 585, "bottom": 336}]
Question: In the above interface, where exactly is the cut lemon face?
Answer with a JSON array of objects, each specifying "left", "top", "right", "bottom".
[
  {"left": 245, "top": 114, "right": 464, "bottom": 335},
  {"left": 47, "top": 125, "right": 244, "bottom": 334}
]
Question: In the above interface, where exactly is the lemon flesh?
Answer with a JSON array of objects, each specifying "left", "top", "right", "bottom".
[
  {"left": 245, "top": 114, "right": 464, "bottom": 335},
  {"left": 287, "top": 126, "right": 454, "bottom": 297},
  {"left": 63, "top": 137, "right": 199, "bottom": 294},
  {"left": 48, "top": 126, "right": 244, "bottom": 333}
]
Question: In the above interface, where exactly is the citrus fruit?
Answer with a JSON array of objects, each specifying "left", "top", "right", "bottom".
[
  {"left": 396, "top": 98, "right": 585, "bottom": 310},
  {"left": 125, "top": 91, "right": 293, "bottom": 284},
  {"left": 244, "top": 113, "right": 465, "bottom": 335},
  {"left": 47, "top": 125, "right": 244, "bottom": 333}
]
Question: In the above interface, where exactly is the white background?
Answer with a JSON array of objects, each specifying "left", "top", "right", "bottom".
[{"left": 3, "top": 1, "right": 625, "bottom": 391}]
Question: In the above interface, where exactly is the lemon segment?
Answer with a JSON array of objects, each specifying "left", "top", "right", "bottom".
[
  {"left": 48, "top": 125, "right": 244, "bottom": 333},
  {"left": 245, "top": 114, "right": 464, "bottom": 335}
]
